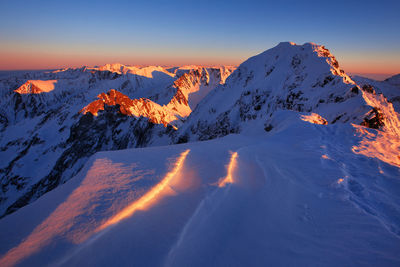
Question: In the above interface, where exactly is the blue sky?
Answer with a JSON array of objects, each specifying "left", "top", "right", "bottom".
[{"left": 0, "top": 0, "right": 399, "bottom": 77}]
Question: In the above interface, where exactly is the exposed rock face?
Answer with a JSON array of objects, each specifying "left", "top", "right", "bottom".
[
  {"left": 80, "top": 89, "right": 178, "bottom": 126},
  {"left": 361, "top": 108, "right": 385, "bottom": 129}
]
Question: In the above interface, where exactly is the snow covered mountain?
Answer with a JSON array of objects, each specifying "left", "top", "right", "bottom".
[
  {"left": 0, "top": 65, "right": 235, "bottom": 218},
  {"left": 14, "top": 80, "right": 58, "bottom": 94},
  {"left": 176, "top": 42, "right": 399, "bottom": 142},
  {"left": 80, "top": 89, "right": 179, "bottom": 126},
  {"left": 0, "top": 42, "right": 399, "bottom": 266}
]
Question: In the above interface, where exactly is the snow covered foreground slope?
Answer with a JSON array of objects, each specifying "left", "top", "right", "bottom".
[{"left": 0, "top": 113, "right": 399, "bottom": 266}]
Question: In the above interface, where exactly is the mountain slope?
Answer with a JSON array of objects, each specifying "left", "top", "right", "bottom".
[
  {"left": 0, "top": 64, "right": 235, "bottom": 218},
  {"left": 0, "top": 113, "right": 399, "bottom": 266},
  {"left": 176, "top": 43, "right": 398, "bottom": 142}
]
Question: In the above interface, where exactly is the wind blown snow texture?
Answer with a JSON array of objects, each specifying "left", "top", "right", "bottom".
[
  {"left": 0, "top": 114, "right": 399, "bottom": 267},
  {"left": 0, "top": 42, "right": 399, "bottom": 266}
]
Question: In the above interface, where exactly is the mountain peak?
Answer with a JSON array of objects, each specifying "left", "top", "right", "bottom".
[
  {"left": 177, "top": 42, "right": 398, "bottom": 141},
  {"left": 246, "top": 42, "right": 353, "bottom": 86},
  {"left": 80, "top": 89, "right": 178, "bottom": 126},
  {"left": 276, "top": 41, "right": 297, "bottom": 47},
  {"left": 14, "top": 80, "right": 58, "bottom": 94}
]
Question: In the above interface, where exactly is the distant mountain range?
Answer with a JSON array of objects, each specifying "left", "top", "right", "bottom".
[{"left": 0, "top": 64, "right": 236, "bottom": 218}]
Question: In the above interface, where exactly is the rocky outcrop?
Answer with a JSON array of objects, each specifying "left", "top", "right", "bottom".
[{"left": 80, "top": 89, "right": 177, "bottom": 126}]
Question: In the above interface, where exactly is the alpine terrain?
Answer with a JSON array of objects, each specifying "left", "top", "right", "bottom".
[{"left": 0, "top": 42, "right": 399, "bottom": 266}]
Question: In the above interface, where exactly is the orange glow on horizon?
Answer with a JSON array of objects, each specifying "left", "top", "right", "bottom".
[
  {"left": 0, "top": 45, "right": 398, "bottom": 77},
  {"left": 218, "top": 152, "right": 238, "bottom": 187},
  {"left": 0, "top": 46, "right": 243, "bottom": 70},
  {"left": 97, "top": 149, "right": 190, "bottom": 231},
  {"left": 339, "top": 63, "right": 399, "bottom": 77}
]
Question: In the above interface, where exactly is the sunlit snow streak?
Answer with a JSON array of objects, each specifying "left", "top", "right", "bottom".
[
  {"left": 97, "top": 149, "right": 190, "bottom": 231},
  {"left": 351, "top": 124, "right": 400, "bottom": 167},
  {"left": 218, "top": 152, "right": 238, "bottom": 187}
]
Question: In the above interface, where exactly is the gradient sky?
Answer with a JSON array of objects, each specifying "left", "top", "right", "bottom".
[{"left": 0, "top": 0, "right": 399, "bottom": 78}]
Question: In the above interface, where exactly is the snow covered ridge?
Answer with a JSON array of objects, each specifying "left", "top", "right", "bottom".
[
  {"left": 79, "top": 66, "right": 237, "bottom": 127},
  {"left": 14, "top": 80, "right": 58, "bottom": 94},
  {"left": 80, "top": 89, "right": 178, "bottom": 127}
]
